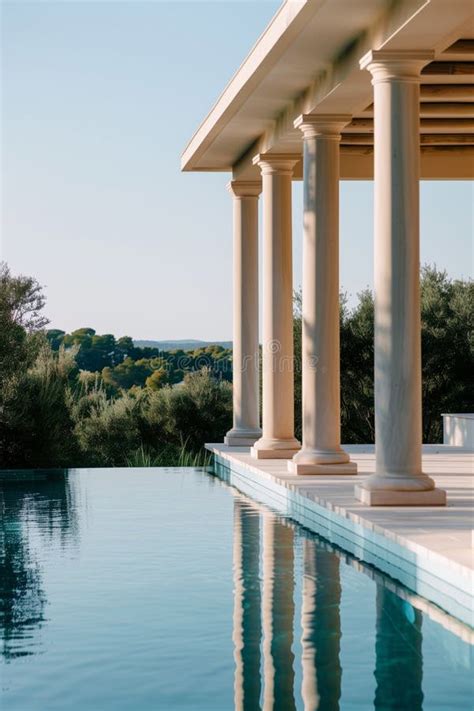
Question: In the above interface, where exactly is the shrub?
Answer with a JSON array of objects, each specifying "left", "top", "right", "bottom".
[
  {"left": 146, "top": 369, "right": 232, "bottom": 453},
  {"left": 72, "top": 389, "right": 145, "bottom": 466},
  {"left": 0, "top": 345, "right": 79, "bottom": 468}
]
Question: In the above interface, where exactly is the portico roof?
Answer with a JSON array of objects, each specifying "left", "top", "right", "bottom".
[{"left": 181, "top": 0, "right": 474, "bottom": 180}]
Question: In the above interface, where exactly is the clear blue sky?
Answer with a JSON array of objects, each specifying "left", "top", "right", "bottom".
[{"left": 1, "top": 1, "right": 472, "bottom": 341}]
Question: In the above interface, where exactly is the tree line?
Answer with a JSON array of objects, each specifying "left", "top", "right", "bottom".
[
  {"left": 0, "top": 261, "right": 472, "bottom": 469},
  {"left": 46, "top": 328, "right": 232, "bottom": 393}
]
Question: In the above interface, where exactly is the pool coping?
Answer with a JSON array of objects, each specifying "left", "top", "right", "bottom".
[{"left": 207, "top": 443, "right": 474, "bottom": 628}]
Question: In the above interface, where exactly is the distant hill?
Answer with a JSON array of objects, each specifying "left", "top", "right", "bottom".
[{"left": 133, "top": 339, "right": 232, "bottom": 352}]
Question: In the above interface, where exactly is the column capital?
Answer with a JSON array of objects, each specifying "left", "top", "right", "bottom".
[
  {"left": 227, "top": 180, "right": 262, "bottom": 198},
  {"left": 252, "top": 153, "right": 300, "bottom": 176},
  {"left": 360, "top": 49, "right": 435, "bottom": 83},
  {"left": 294, "top": 114, "right": 352, "bottom": 139}
]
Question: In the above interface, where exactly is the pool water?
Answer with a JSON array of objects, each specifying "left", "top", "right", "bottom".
[{"left": 0, "top": 468, "right": 472, "bottom": 711}]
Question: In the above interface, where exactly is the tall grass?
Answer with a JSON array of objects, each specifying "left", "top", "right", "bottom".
[{"left": 126, "top": 442, "right": 213, "bottom": 468}]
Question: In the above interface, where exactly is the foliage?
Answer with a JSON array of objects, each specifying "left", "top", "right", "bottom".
[
  {"left": 0, "top": 262, "right": 73, "bottom": 467},
  {"left": 0, "top": 262, "right": 48, "bottom": 390},
  {"left": 69, "top": 368, "right": 230, "bottom": 466},
  {"left": 145, "top": 369, "right": 233, "bottom": 454},
  {"left": 420, "top": 266, "right": 473, "bottom": 441},
  {"left": 340, "top": 289, "right": 375, "bottom": 443},
  {"left": 0, "top": 346, "right": 80, "bottom": 468},
  {"left": 0, "top": 264, "right": 232, "bottom": 468},
  {"left": 102, "top": 357, "right": 154, "bottom": 391},
  {"left": 126, "top": 443, "right": 212, "bottom": 468},
  {"left": 0, "top": 262, "right": 472, "bottom": 469},
  {"left": 46, "top": 328, "right": 233, "bottom": 389},
  {"left": 293, "top": 265, "right": 473, "bottom": 444},
  {"left": 71, "top": 388, "right": 145, "bottom": 466}
]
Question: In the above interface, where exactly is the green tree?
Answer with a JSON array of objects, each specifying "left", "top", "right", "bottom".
[
  {"left": 294, "top": 266, "right": 473, "bottom": 445},
  {"left": 420, "top": 266, "right": 473, "bottom": 441},
  {"left": 46, "top": 329, "right": 66, "bottom": 350},
  {"left": 340, "top": 289, "right": 375, "bottom": 443},
  {"left": 102, "top": 357, "right": 153, "bottom": 390},
  {"left": 62, "top": 329, "right": 117, "bottom": 371},
  {"left": 116, "top": 335, "right": 136, "bottom": 361},
  {"left": 145, "top": 368, "right": 169, "bottom": 390},
  {"left": 0, "top": 261, "right": 48, "bottom": 387},
  {"left": 147, "top": 369, "right": 232, "bottom": 453},
  {"left": 0, "top": 345, "right": 79, "bottom": 468}
]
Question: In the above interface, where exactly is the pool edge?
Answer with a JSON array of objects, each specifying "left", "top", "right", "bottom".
[{"left": 207, "top": 445, "right": 474, "bottom": 629}]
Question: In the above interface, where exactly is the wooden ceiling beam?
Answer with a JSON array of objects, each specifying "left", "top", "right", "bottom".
[
  {"left": 340, "top": 134, "right": 474, "bottom": 146},
  {"left": 345, "top": 118, "right": 474, "bottom": 134},
  {"left": 337, "top": 146, "right": 474, "bottom": 180},
  {"left": 442, "top": 39, "right": 474, "bottom": 55},
  {"left": 420, "top": 84, "right": 474, "bottom": 101},
  {"left": 422, "top": 62, "right": 474, "bottom": 76},
  {"left": 418, "top": 103, "right": 474, "bottom": 117},
  {"left": 339, "top": 144, "right": 474, "bottom": 155},
  {"left": 359, "top": 103, "right": 474, "bottom": 118}
]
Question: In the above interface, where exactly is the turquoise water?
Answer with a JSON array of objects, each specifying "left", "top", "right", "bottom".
[{"left": 0, "top": 468, "right": 472, "bottom": 711}]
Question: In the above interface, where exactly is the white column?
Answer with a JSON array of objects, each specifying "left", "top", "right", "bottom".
[
  {"left": 251, "top": 155, "right": 301, "bottom": 459},
  {"left": 355, "top": 50, "right": 446, "bottom": 506},
  {"left": 288, "top": 115, "right": 357, "bottom": 475},
  {"left": 225, "top": 181, "right": 262, "bottom": 446}
]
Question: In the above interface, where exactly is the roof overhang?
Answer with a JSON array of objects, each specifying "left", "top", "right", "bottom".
[{"left": 181, "top": 0, "right": 474, "bottom": 180}]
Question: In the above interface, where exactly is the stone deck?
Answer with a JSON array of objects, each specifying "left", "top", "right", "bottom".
[{"left": 207, "top": 443, "right": 473, "bottom": 628}]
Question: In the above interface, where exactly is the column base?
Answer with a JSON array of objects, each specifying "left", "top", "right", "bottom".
[
  {"left": 287, "top": 447, "right": 357, "bottom": 475},
  {"left": 355, "top": 473, "right": 446, "bottom": 506},
  {"left": 251, "top": 437, "right": 301, "bottom": 460},
  {"left": 288, "top": 460, "right": 358, "bottom": 475},
  {"left": 224, "top": 428, "right": 262, "bottom": 447},
  {"left": 355, "top": 484, "right": 446, "bottom": 506}
]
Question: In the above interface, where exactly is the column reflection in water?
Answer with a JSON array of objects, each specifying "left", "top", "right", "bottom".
[
  {"left": 301, "top": 538, "right": 342, "bottom": 711},
  {"left": 262, "top": 511, "right": 296, "bottom": 711},
  {"left": 232, "top": 498, "right": 262, "bottom": 711},
  {"left": 374, "top": 584, "right": 423, "bottom": 711}
]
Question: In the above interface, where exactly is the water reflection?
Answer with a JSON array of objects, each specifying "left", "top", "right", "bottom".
[
  {"left": 233, "top": 498, "right": 262, "bottom": 710},
  {"left": 1, "top": 471, "right": 471, "bottom": 709},
  {"left": 231, "top": 493, "right": 471, "bottom": 711},
  {"left": 261, "top": 511, "right": 296, "bottom": 711},
  {"left": 232, "top": 499, "right": 343, "bottom": 711},
  {"left": 374, "top": 586, "right": 423, "bottom": 711},
  {"left": 301, "top": 539, "right": 341, "bottom": 711},
  {"left": 0, "top": 472, "right": 78, "bottom": 660}
]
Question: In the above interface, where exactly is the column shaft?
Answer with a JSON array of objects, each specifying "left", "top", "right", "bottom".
[
  {"left": 225, "top": 182, "right": 262, "bottom": 446},
  {"left": 251, "top": 156, "right": 300, "bottom": 459},
  {"left": 289, "top": 116, "right": 356, "bottom": 475},
  {"left": 355, "top": 50, "right": 445, "bottom": 505}
]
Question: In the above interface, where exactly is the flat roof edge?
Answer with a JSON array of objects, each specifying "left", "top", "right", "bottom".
[{"left": 180, "top": 0, "right": 315, "bottom": 173}]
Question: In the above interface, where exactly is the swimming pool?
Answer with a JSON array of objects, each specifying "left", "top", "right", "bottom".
[{"left": 0, "top": 468, "right": 472, "bottom": 710}]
